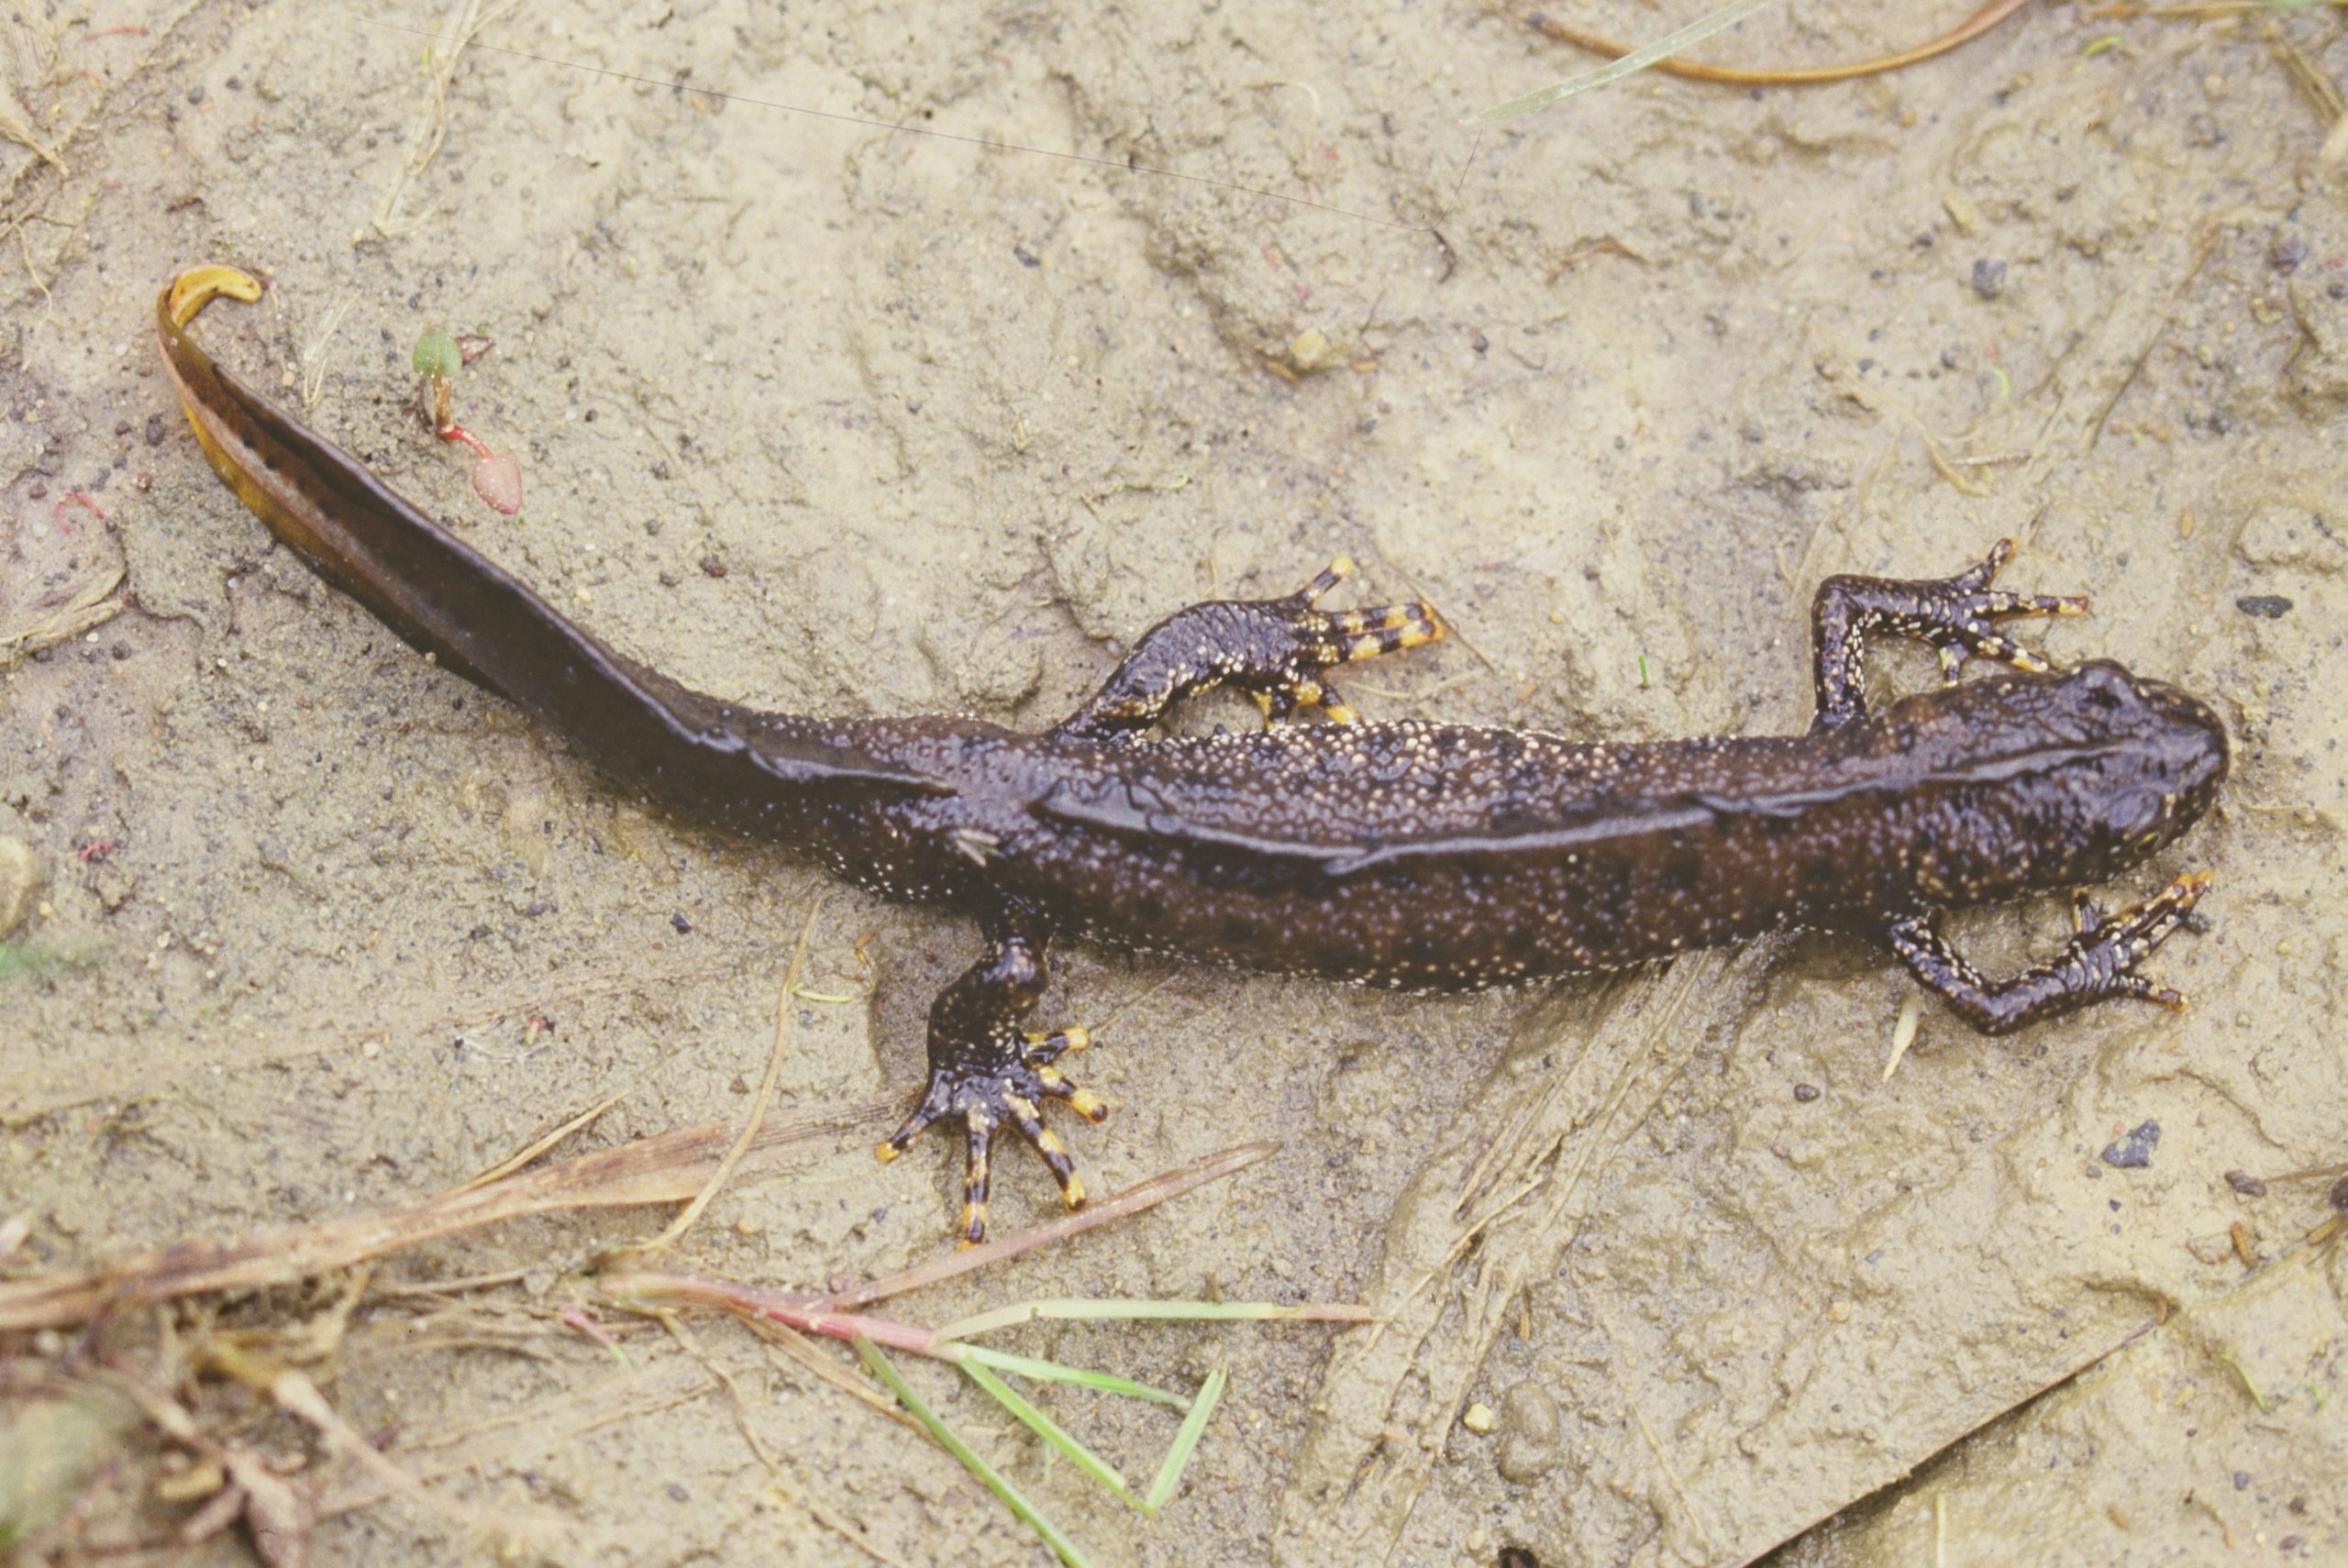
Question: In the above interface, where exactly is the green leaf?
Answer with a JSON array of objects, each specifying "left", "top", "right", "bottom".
[
  {"left": 956, "top": 1344, "right": 1186, "bottom": 1408},
  {"left": 856, "top": 1338, "right": 1094, "bottom": 1568},
  {"left": 960, "top": 1358, "right": 1146, "bottom": 1513},
  {"left": 413, "top": 326, "right": 461, "bottom": 380},
  {"left": 1145, "top": 1367, "right": 1225, "bottom": 1515}
]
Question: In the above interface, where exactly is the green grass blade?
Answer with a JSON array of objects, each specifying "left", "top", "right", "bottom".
[
  {"left": 960, "top": 1358, "right": 1147, "bottom": 1513},
  {"left": 1473, "top": 0, "right": 1778, "bottom": 123},
  {"left": 1145, "top": 1367, "right": 1227, "bottom": 1515},
  {"left": 936, "top": 1297, "right": 1370, "bottom": 1342},
  {"left": 956, "top": 1344, "right": 1187, "bottom": 1409},
  {"left": 854, "top": 1337, "right": 1095, "bottom": 1568}
]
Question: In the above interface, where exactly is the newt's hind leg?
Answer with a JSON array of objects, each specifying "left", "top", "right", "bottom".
[
  {"left": 1810, "top": 538, "right": 2088, "bottom": 730},
  {"left": 1885, "top": 870, "right": 2210, "bottom": 1035},
  {"left": 877, "top": 907, "right": 1109, "bottom": 1245},
  {"left": 1052, "top": 558, "right": 1441, "bottom": 743}
]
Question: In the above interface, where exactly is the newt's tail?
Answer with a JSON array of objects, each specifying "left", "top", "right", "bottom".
[{"left": 156, "top": 267, "right": 940, "bottom": 810}]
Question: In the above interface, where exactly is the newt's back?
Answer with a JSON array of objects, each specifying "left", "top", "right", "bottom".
[{"left": 956, "top": 662, "right": 2223, "bottom": 989}]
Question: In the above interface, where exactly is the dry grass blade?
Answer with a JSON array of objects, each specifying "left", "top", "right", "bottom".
[
  {"left": 814, "top": 1141, "right": 1279, "bottom": 1309},
  {"left": 0, "top": 1095, "right": 898, "bottom": 1331},
  {"left": 1480, "top": 0, "right": 1778, "bottom": 117},
  {"left": 371, "top": 0, "right": 516, "bottom": 236},
  {"left": 1509, "top": 0, "right": 2033, "bottom": 89},
  {"left": 615, "top": 900, "right": 821, "bottom": 1260},
  {"left": 456, "top": 1092, "right": 626, "bottom": 1193},
  {"left": 0, "top": 565, "right": 123, "bottom": 666}
]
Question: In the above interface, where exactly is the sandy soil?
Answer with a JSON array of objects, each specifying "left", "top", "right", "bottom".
[{"left": 4, "top": 2, "right": 2345, "bottom": 1564}]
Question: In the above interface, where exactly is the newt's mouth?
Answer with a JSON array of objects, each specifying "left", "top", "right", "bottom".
[{"left": 2133, "top": 674, "right": 2230, "bottom": 807}]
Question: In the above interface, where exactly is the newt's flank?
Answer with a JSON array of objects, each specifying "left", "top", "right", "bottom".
[{"left": 159, "top": 265, "right": 2229, "bottom": 1244}]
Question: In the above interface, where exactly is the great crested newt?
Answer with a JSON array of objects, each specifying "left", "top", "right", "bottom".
[{"left": 158, "top": 266, "right": 2229, "bottom": 1243}]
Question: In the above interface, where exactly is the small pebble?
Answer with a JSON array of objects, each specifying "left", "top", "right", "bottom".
[
  {"left": 0, "top": 837, "right": 40, "bottom": 939},
  {"left": 2100, "top": 1121, "right": 2161, "bottom": 1169},
  {"left": 2234, "top": 594, "right": 2292, "bottom": 619},
  {"left": 1792, "top": 1083, "right": 1820, "bottom": 1102},
  {"left": 1461, "top": 1401, "right": 1496, "bottom": 1434},
  {"left": 1971, "top": 258, "right": 2008, "bottom": 299},
  {"left": 1494, "top": 1381, "right": 1563, "bottom": 1483},
  {"left": 2223, "top": 1170, "right": 2266, "bottom": 1198}
]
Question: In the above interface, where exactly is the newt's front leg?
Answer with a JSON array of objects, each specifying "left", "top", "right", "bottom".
[
  {"left": 1886, "top": 870, "right": 2210, "bottom": 1034},
  {"left": 1809, "top": 539, "right": 2088, "bottom": 730},
  {"left": 878, "top": 904, "right": 1108, "bottom": 1244}
]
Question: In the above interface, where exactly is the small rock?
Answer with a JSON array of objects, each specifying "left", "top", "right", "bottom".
[
  {"left": 2100, "top": 1121, "right": 2161, "bottom": 1169},
  {"left": 1792, "top": 1083, "right": 1820, "bottom": 1102},
  {"left": 2234, "top": 594, "right": 2292, "bottom": 619},
  {"left": 2224, "top": 1170, "right": 2267, "bottom": 1198},
  {"left": 1971, "top": 258, "right": 2008, "bottom": 299},
  {"left": 2233, "top": 509, "right": 2342, "bottom": 574},
  {"left": 1287, "top": 327, "right": 1344, "bottom": 374},
  {"left": 1461, "top": 1401, "right": 1496, "bottom": 1434},
  {"left": 0, "top": 838, "right": 39, "bottom": 939},
  {"left": 1494, "top": 1381, "right": 1563, "bottom": 1483}
]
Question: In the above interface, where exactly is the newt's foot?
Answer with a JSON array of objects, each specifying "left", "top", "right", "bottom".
[
  {"left": 1811, "top": 538, "right": 2092, "bottom": 728},
  {"left": 2059, "top": 868, "right": 2212, "bottom": 1010},
  {"left": 1052, "top": 557, "right": 1442, "bottom": 741},
  {"left": 1888, "top": 869, "right": 2213, "bottom": 1034},
  {"left": 1257, "top": 558, "right": 1445, "bottom": 723},
  {"left": 1911, "top": 538, "right": 2092, "bottom": 682},
  {"left": 878, "top": 1028, "right": 1108, "bottom": 1246}
]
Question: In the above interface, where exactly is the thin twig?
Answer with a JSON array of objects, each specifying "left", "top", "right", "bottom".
[
  {"left": 457, "top": 1092, "right": 627, "bottom": 1193},
  {"left": 815, "top": 1141, "right": 1279, "bottom": 1310},
  {"left": 622, "top": 900, "right": 821, "bottom": 1259}
]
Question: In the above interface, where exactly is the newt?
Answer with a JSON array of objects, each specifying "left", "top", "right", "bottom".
[{"left": 157, "top": 266, "right": 2229, "bottom": 1243}]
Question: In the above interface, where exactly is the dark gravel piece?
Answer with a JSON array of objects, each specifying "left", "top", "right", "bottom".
[{"left": 2100, "top": 1121, "right": 2161, "bottom": 1169}]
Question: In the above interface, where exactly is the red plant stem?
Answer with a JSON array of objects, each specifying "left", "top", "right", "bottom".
[
  {"left": 54, "top": 491, "right": 106, "bottom": 529},
  {"left": 437, "top": 422, "right": 495, "bottom": 459}
]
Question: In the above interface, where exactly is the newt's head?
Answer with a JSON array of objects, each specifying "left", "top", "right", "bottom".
[
  {"left": 2034, "top": 658, "right": 2230, "bottom": 884},
  {"left": 1902, "top": 657, "right": 2229, "bottom": 908}
]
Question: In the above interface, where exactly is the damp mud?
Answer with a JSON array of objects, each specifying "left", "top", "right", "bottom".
[{"left": 3, "top": 2, "right": 2344, "bottom": 1563}]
